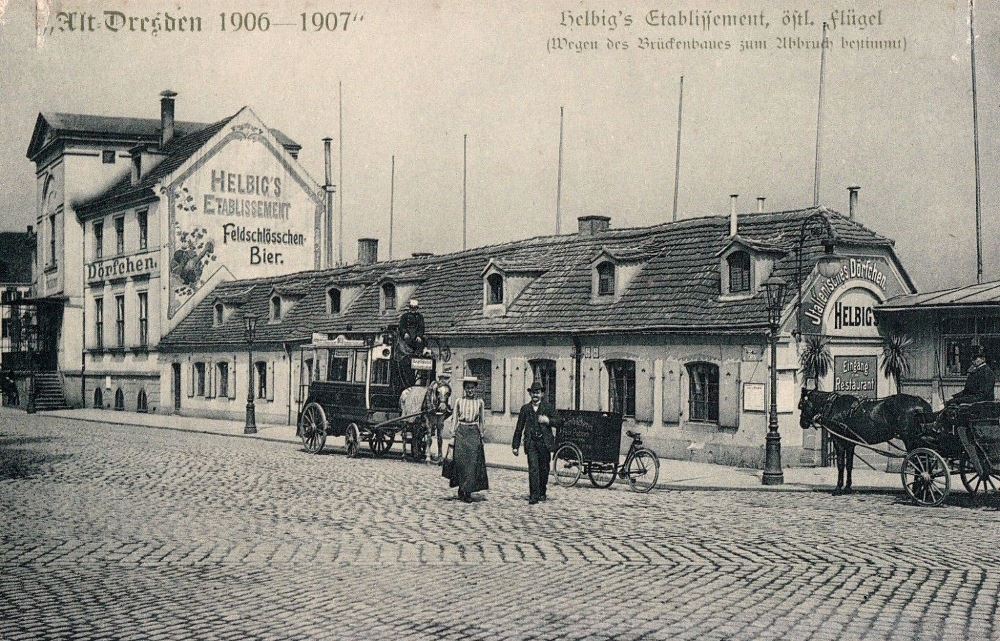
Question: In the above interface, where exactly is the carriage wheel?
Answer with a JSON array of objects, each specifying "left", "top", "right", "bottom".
[
  {"left": 626, "top": 449, "right": 660, "bottom": 493},
  {"left": 369, "top": 430, "right": 394, "bottom": 456},
  {"left": 958, "top": 455, "right": 1000, "bottom": 496},
  {"left": 901, "top": 448, "right": 951, "bottom": 507},
  {"left": 299, "top": 403, "right": 327, "bottom": 454},
  {"left": 552, "top": 443, "right": 583, "bottom": 488},
  {"left": 587, "top": 461, "right": 618, "bottom": 489},
  {"left": 345, "top": 423, "right": 361, "bottom": 458}
]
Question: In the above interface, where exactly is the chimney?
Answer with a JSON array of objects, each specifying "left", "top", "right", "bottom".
[
  {"left": 323, "top": 138, "right": 334, "bottom": 267},
  {"left": 848, "top": 186, "right": 860, "bottom": 220},
  {"left": 729, "top": 194, "right": 739, "bottom": 236},
  {"left": 577, "top": 215, "right": 611, "bottom": 237},
  {"left": 159, "top": 90, "right": 177, "bottom": 147},
  {"left": 357, "top": 238, "right": 379, "bottom": 265},
  {"left": 412, "top": 251, "right": 434, "bottom": 258},
  {"left": 757, "top": 197, "right": 766, "bottom": 213}
]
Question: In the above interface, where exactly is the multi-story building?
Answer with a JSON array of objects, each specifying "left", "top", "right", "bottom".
[
  {"left": 24, "top": 91, "right": 325, "bottom": 411},
  {"left": 0, "top": 231, "right": 36, "bottom": 399}
]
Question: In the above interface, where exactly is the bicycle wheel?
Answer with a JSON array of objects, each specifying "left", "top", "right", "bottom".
[
  {"left": 626, "top": 449, "right": 660, "bottom": 493},
  {"left": 587, "top": 461, "right": 618, "bottom": 488},
  {"left": 552, "top": 443, "right": 583, "bottom": 487}
]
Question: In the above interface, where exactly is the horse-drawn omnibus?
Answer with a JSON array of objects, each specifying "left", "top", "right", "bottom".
[{"left": 295, "top": 329, "right": 440, "bottom": 459}]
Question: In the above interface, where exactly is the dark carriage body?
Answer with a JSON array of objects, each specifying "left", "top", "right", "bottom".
[
  {"left": 917, "top": 401, "right": 1000, "bottom": 464},
  {"left": 555, "top": 410, "right": 624, "bottom": 464}
]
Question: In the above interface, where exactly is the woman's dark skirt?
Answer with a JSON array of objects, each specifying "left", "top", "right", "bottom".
[{"left": 449, "top": 423, "right": 489, "bottom": 494}]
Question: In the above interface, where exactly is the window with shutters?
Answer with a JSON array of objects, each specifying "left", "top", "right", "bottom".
[
  {"left": 256, "top": 361, "right": 268, "bottom": 399},
  {"left": 728, "top": 252, "right": 751, "bottom": 293},
  {"left": 467, "top": 358, "right": 492, "bottom": 410},
  {"left": 606, "top": 359, "right": 636, "bottom": 417},
  {"left": 195, "top": 362, "right": 206, "bottom": 396},
  {"left": 687, "top": 362, "right": 720, "bottom": 422},
  {"left": 529, "top": 358, "right": 557, "bottom": 407},
  {"left": 216, "top": 362, "right": 229, "bottom": 399}
]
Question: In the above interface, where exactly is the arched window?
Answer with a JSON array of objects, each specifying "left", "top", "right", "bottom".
[
  {"left": 114, "top": 388, "right": 125, "bottom": 411},
  {"left": 597, "top": 262, "right": 615, "bottom": 296},
  {"left": 687, "top": 362, "right": 720, "bottom": 422},
  {"left": 137, "top": 389, "right": 148, "bottom": 413},
  {"left": 466, "top": 358, "right": 492, "bottom": 411},
  {"left": 728, "top": 251, "right": 751, "bottom": 293},
  {"left": 486, "top": 273, "right": 504, "bottom": 305},
  {"left": 606, "top": 360, "right": 635, "bottom": 417},
  {"left": 529, "top": 358, "right": 557, "bottom": 407},
  {"left": 329, "top": 288, "right": 342, "bottom": 314},
  {"left": 214, "top": 303, "right": 224, "bottom": 326},
  {"left": 271, "top": 296, "right": 282, "bottom": 321},
  {"left": 93, "top": 387, "right": 104, "bottom": 409},
  {"left": 381, "top": 283, "right": 397, "bottom": 312}
]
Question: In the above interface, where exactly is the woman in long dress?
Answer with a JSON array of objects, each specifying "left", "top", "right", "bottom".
[{"left": 448, "top": 376, "right": 489, "bottom": 502}]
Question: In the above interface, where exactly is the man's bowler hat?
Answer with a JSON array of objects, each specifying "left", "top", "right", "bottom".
[{"left": 527, "top": 381, "right": 545, "bottom": 393}]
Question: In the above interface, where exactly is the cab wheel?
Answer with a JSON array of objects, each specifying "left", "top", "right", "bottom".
[
  {"left": 345, "top": 423, "right": 361, "bottom": 458},
  {"left": 299, "top": 403, "right": 327, "bottom": 454}
]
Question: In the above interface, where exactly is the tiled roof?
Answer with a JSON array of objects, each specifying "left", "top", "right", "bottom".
[
  {"left": 160, "top": 207, "right": 905, "bottom": 349},
  {"left": 29, "top": 112, "right": 300, "bottom": 158},
  {"left": 0, "top": 232, "right": 35, "bottom": 284},
  {"left": 878, "top": 280, "right": 1000, "bottom": 311}
]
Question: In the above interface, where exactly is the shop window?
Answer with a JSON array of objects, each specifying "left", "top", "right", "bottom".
[
  {"left": 381, "top": 283, "right": 397, "bottom": 312},
  {"left": 271, "top": 296, "right": 282, "bottom": 321},
  {"left": 255, "top": 361, "right": 268, "bottom": 399},
  {"left": 102, "top": 150, "right": 116, "bottom": 164},
  {"left": 597, "top": 262, "right": 615, "bottom": 296},
  {"left": 94, "top": 298, "right": 104, "bottom": 350},
  {"left": 529, "top": 358, "right": 556, "bottom": 407},
  {"left": 214, "top": 303, "right": 224, "bottom": 326},
  {"left": 329, "top": 288, "right": 342, "bottom": 314},
  {"left": 943, "top": 316, "right": 1000, "bottom": 375},
  {"left": 137, "top": 292, "right": 148, "bottom": 347},
  {"left": 728, "top": 251, "right": 751, "bottom": 293},
  {"left": 114, "top": 217, "right": 125, "bottom": 255},
  {"left": 115, "top": 295, "right": 125, "bottom": 347},
  {"left": 467, "top": 358, "right": 492, "bottom": 410},
  {"left": 114, "top": 388, "right": 125, "bottom": 411},
  {"left": 486, "top": 274, "right": 504, "bottom": 305},
  {"left": 93, "top": 221, "right": 104, "bottom": 260},
  {"left": 93, "top": 388, "right": 104, "bottom": 409},
  {"left": 137, "top": 210, "right": 148, "bottom": 251},
  {"left": 216, "top": 362, "right": 229, "bottom": 398},
  {"left": 606, "top": 359, "right": 636, "bottom": 417},
  {"left": 195, "top": 362, "right": 206, "bottom": 396},
  {"left": 137, "top": 389, "right": 148, "bottom": 413},
  {"left": 687, "top": 362, "right": 720, "bottom": 423}
]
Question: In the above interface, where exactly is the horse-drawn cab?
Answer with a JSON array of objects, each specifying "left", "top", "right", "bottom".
[{"left": 296, "top": 328, "right": 437, "bottom": 457}]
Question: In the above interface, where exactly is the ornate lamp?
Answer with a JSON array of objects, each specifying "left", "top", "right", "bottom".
[
  {"left": 244, "top": 313, "right": 258, "bottom": 434},
  {"left": 762, "top": 275, "right": 787, "bottom": 485}
]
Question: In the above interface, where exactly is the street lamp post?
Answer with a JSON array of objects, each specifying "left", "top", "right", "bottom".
[
  {"left": 793, "top": 212, "right": 842, "bottom": 342},
  {"left": 244, "top": 313, "right": 258, "bottom": 434},
  {"left": 762, "top": 275, "right": 788, "bottom": 486}
]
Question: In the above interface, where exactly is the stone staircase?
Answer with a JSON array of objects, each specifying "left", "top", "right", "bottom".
[{"left": 31, "top": 371, "right": 70, "bottom": 411}]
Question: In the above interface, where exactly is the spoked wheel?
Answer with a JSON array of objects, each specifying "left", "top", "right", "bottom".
[
  {"left": 299, "top": 403, "right": 328, "bottom": 454},
  {"left": 587, "top": 461, "right": 618, "bottom": 488},
  {"left": 625, "top": 449, "right": 660, "bottom": 493},
  {"left": 552, "top": 443, "right": 583, "bottom": 487},
  {"left": 369, "top": 429, "right": 395, "bottom": 456},
  {"left": 958, "top": 454, "right": 1000, "bottom": 496},
  {"left": 901, "top": 447, "right": 951, "bottom": 507},
  {"left": 345, "top": 423, "right": 361, "bottom": 458}
]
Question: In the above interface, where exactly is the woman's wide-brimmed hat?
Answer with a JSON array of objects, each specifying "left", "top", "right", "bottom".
[{"left": 462, "top": 375, "right": 479, "bottom": 386}]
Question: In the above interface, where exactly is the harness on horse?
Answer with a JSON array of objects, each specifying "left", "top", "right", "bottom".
[{"left": 810, "top": 393, "right": 907, "bottom": 459}]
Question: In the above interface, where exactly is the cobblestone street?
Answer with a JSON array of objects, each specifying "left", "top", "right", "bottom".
[{"left": 3, "top": 413, "right": 1000, "bottom": 641}]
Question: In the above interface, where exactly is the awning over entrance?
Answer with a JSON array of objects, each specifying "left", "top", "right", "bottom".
[{"left": 877, "top": 280, "right": 1000, "bottom": 312}]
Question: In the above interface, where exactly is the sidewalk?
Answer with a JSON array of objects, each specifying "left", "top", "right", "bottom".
[{"left": 32, "top": 407, "right": 903, "bottom": 493}]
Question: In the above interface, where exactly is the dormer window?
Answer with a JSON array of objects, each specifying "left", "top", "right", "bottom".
[
  {"left": 381, "top": 283, "right": 397, "bottom": 312},
  {"left": 486, "top": 273, "right": 504, "bottom": 305},
  {"left": 271, "top": 295, "right": 282, "bottom": 321},
  {"left": 728, "top": 251, "right": 751, "bottom": 293},
  {"left": 597, "top": 262, "right": 615, "bottom": 296},
  {"left": 328, "top": 288, "right": 342, "bottom": 314},
  {"left": 214, "top": 303, "right": 224, "bottom": 326}
]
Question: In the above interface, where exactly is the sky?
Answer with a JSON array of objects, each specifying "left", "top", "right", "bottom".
[{"left": 1, "top": 0, "right": 998, "bottom": 291}]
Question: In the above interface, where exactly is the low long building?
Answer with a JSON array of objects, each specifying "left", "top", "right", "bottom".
[{"left": 159, "top": 204, "right": 916, "bottom": 468}]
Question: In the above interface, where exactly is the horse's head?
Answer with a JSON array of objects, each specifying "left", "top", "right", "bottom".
[{"left": 798, "top": 387, "right": 826, "bottom": 429}]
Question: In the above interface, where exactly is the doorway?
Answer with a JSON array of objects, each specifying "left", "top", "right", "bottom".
[{"left": 172, "top": 363, "right": 181, "bottom": 411}]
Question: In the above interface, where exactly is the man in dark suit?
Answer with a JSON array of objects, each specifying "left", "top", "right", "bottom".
[
  {"left": 512, "top": 381, "right": 561, "bottom": 504},
  {"left": 950, "top": 347, "right": 996, "bottom": 405}
]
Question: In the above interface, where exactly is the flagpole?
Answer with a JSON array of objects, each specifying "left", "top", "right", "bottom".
[
  {"left": 556, "top": 106, "right": 564, "bottom": 235},
  {"left": 338, "top": 81, "right": 344, "bottom": 265},
  {"left": 463, "top": 133, "right": 468, "bottom": 250},
  {"left": 389, "top": 155, "right": 395, "bottom": 260},
  {"left": 813, "top": 22, "right": 828, "bottom": 208},
  {"left": 970, "top": 0, "right": 983, "bottom": 283},
  {"left": 672, "top": 75, "right": 684, "bottom": 222}
]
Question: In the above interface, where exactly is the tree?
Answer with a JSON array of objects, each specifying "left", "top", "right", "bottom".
[
  {"left": 800, "top": 334, "right": 832, "bottom": 390},
  {"left": 881, "top": 332, "right": 914, "bottom": 393}
]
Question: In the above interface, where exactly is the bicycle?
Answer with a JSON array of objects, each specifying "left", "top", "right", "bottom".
[{"left": 552, "top": 429, "right": 660, "bottom": 493}]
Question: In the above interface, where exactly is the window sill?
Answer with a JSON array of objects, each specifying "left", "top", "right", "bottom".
[
  {"left": 718, "top": 292, "right": 755, "bottom": 302},
  {"left": 44, "top": 264, "right": 59, "bottom": 274}
]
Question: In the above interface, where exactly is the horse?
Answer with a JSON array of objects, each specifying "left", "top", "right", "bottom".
[{"left": 799, "top": 388, "right": 932, "bottom": 494}]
